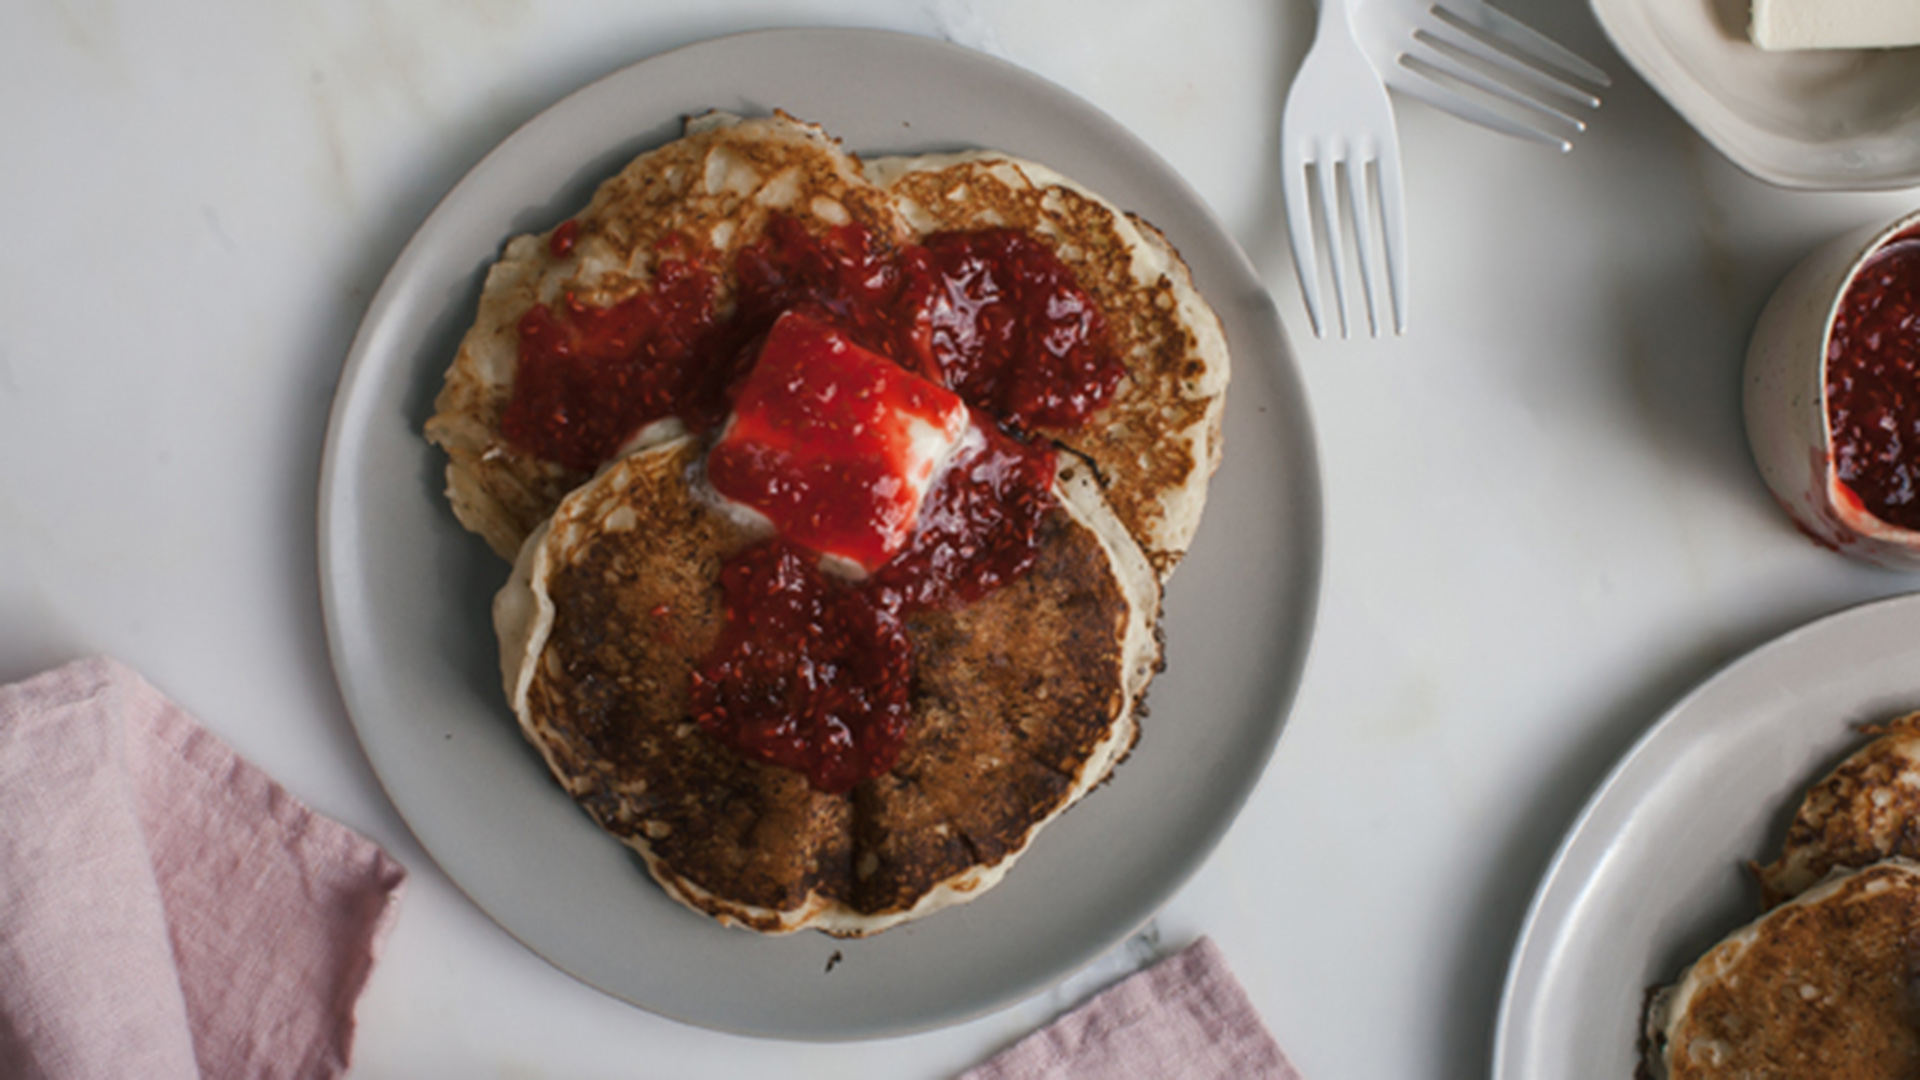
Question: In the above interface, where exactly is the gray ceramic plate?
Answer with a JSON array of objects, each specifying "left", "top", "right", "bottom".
[
  {"left": 1494, "top": 591, "right": 1920, "bottom": 1078},
  {"left": 317, "top": 28, "right": 1319, "bottom": 1039}
]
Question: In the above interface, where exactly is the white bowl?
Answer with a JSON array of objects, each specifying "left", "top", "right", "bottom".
[
  {"left": 1591, "top": 0, "right": 1920, "bottom": 190},
  {"left": 1746, "top": 209, "right": 1920, "bottom": 567}
]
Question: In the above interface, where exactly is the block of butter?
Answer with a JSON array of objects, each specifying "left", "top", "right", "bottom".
[{"left": 1751, "top": 0, "right": 1920, "bottom": 50}]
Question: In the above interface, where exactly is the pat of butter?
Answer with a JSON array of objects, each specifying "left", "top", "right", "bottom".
[
  {"left": 706, "top": 309, "right": 972, "bottom": 576},
  {"left": 1751, "top": 0, "right": 1920, "bottom": 50}
]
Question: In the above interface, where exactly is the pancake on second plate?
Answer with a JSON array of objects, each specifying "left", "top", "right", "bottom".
[
  {"left": 1643, "top": 859, "right": 1920, "bottom": 1079},
  {"left": 493, "top": 435, "right": 1159, "bottom": 935},
  {"left": 1754, "top": 711, "right": 1920, "bottom": 906}
]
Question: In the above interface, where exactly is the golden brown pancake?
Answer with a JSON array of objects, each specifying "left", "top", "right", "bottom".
[
  {"left": 1755, "top": 712, "right": 1920, "bottom": 907},
  {"left": 426, "top": 111, "right": 907, "bottom": 560},
  {"left": 426, "top": 114, "right": 1229, "bottom": 576},
  {"left": 493, "top": 435, "right": 1159, "bottom": 935},
  {"left": 868, "top": 151, "right": 1229, "bottom": 578},
  {"left": 1644, "top": 860, "right": 1920, "bottom": 1079}
]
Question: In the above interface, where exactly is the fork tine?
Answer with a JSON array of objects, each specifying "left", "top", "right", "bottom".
[
  {"left": 1375, "top": 150, "right": 1408, "bottom": 335},
  {"left": 1282, "top": 143, "right": 1328, "bottom": 338},
  {"left": 1313, "top": 155, "right": 1354, "bottom": 338},
  {"left": 1404, "top": 31, "right": 1595, "bottom": 128},
  {"left": 1392, "top": 62, "right": 1575, "bottom": 151},
  {"left": 1344, "top": 157, "right": 1381, "bottom": 337},
  {"left": 1411, "top": 23, "right": 1602, "bottom": 111},
  {"left": 1430, "top": 2, "right": 1611, "bottom": 92},
  {"left": 1281, "top": 0, "right": 1411, "bottom": 339}
]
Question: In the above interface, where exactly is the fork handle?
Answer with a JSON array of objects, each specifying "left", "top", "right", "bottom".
[{"left": 1311, "top": 0, "right": 1361, "bottom": 40}]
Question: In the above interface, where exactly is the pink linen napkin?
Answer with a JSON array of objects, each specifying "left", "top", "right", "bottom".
[
  {"left": 961, "top": 937, "right": 1302, "bottom": 1080},
  {"left": 0, "top": 656, "right": 406, "bottom": 1080}
]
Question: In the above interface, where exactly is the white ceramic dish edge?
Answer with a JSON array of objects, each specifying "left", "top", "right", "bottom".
[{"left": 1589, "top": 0, "right": 1920, "bottom": 191}]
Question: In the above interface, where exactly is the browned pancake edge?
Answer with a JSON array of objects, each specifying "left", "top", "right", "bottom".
[{"left": 1755, "top": 711, "right": 1920, "bottom": 907}]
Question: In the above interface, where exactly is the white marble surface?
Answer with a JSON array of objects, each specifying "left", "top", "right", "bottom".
[{"left": 3, "top": 1, "right": 1918, "bottom": 1077}]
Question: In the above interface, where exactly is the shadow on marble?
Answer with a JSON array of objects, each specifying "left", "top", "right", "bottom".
[
  {"left": 1707, "top": 0, "right": 1748, "bottom": 40},
  {"left": 0, "top": 602, "right": 86, "bottom": 691},
  {"left": 1572, "top": 68, "right": 1825, "bottom": 529},
  {"left": 1611, "top": 207, "right": 1849, "bottom": 541}
]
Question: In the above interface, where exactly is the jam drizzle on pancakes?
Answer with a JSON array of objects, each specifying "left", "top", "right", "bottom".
[{"left": 502, "top": 214, "right": 1122, "bottom": 792}]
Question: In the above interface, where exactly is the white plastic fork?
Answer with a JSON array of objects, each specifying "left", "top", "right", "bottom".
[
  {"left": 1282, "top": 0, "right": 1409, "bottom": 339},
  {"left": 1356, "top": 0, "right": 1611, "bottom": 153}
]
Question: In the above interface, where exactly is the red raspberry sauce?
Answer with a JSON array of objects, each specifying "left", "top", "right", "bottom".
[
  {"left": 688, "top": 541, "right": 914, "bottom": 795},
  {"left": 705, "top": 310, "right": 968, "bottom": 576},
  {"left": 1829, "top": 234, "right": 1920, "bottom": 531},
  {"left": 502, "top": 215, "right": 1115, "bottom": 792}
]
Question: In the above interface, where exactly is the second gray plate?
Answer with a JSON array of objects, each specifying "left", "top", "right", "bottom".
[{"left": 1496, "top": 591, "right": 1920, "bottom": 1077}]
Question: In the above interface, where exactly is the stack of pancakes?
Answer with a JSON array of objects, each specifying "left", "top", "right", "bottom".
[
  {"left": 1644, "top": 713, "right": 1920, "bottom": 1078},
  {"left": 425, "top": 113, "right": 1228, "bottom": 934}
]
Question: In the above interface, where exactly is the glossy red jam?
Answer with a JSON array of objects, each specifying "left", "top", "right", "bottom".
[
  {"left": 504, "top": 218, "right": 1122, "bottom": 472},
  {"left": 731, "top": 215, "right": 913, "bottom": 361},
  {"left": 693, "top": 427, "right": 1055, "bottom": 793},
  {"left": 690, "top": 542, "right": 913, "bottom": 794},
  {"left": 908, "top": 228, "right": 1121, "bottom": 432},
  {"left": 548, "top": 219, "right": 579, "bottom": 258},
  {"left": 1828, "top": 233, "right": 1920, "bottom": 531},
  {"left": 505, "top": 213, "right": 1115, "bottom": 791},
  {"left": 872, "top": 419, "right": 1056, "bottom": 611},
  {"left": 706, "top": 310, "right": 969, "bottom": 575},
  {"left": 499, "top": 259, "right": 730, "bottom": 471}
]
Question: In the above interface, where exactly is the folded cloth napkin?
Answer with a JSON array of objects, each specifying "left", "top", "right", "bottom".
[
  {"left": 960, "top": 937, "right": 1301, "bottom": 1080},
  {"left": 0, "top": 657, "right": 406, "bottom": 1080}
]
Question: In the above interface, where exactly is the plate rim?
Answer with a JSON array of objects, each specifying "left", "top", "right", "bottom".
[{"left": 316, "top": 25, "right": 1321, "bottom": 1039}]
